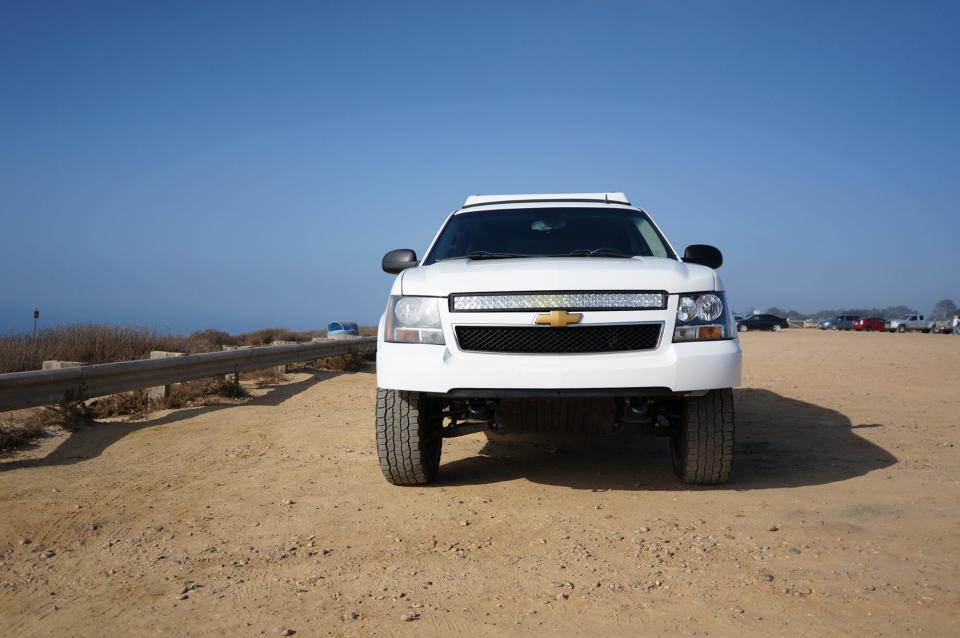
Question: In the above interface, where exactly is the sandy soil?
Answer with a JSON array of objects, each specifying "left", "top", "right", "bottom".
[{"left": 1, "top": 330, "right": 958, "bottom": 637}]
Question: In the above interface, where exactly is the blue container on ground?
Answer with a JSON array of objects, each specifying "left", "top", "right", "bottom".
[{"left": 327, "top": 321, "right": 360, "bottom": 337}]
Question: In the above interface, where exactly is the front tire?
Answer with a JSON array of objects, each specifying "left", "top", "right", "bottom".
[
  {"left": 738, "top": 323, "right": 748, "bottom": 332},
  {"left": 670, "top": 389, "right": 735, "bottom": 485},
  {"left": 897, "top": 325, "right": 906, "bottom": 333},
  {"left": 772, "top": 324, "right": 782, "bottom": 332},
  {"left": 376, "top": 389, "right": 443, "bottom": 485}
]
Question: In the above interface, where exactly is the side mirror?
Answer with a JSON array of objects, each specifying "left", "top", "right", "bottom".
[
  {"left": 382, "top": 248, "right": 418, "bottom": 274},
  {"left": 683, "top": 244, "right": 723, "bottom": 269}
]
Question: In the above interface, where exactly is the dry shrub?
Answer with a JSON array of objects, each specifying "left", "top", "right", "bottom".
[
  {"left": 181, "top": 329, "right": 238, "bottom": 352},
  {"left": 165, "top": 377, "right": 246, "bottom": 408},
  {"left": 0, "top": 403, "right": 93, "bottom": 451},
  {"left": 39, "top": 403, "right": 93, "bottom": 431},
  {"left": 241, "top": 367, "right": 287, "bottom": 386},
  {"left": 314, "top": 353, "right": 373, "bottom": 372},
  {"left": 84, "top": 377, "right": 246, "bottom": 419},
  {"left": 0, "top": 415, "right": 49, "bottom": 451},
  {"left": 239, "top": 328, "right": 304, "bottom": 346},
  {"left": 86, "top": 390, "right": 151, "bottom": 420}
]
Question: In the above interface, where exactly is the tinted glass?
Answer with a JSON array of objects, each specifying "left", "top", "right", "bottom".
[{"left": 424, "top": 208, "right": 675, "bottom": 264}]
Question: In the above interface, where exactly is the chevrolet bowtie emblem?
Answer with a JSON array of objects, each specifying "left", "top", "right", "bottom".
[{"left": 535, "top": 309, "right": 583, "bottom": 328}]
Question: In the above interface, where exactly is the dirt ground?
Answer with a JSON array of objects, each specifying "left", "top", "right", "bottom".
[{"left": 1, "top": 330, "right": 958, "bottom": 637}]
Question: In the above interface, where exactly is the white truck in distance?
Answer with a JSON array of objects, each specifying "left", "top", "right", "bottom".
[
  {"left": 376, "top": 193, "right": 742, "bottom": 486},
  {"left": 887, "top": 314, "right": 934, "bottom": 333}
]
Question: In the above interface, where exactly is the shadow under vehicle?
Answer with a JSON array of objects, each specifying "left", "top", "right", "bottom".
[{"left": 432, "top": 388, "right": 896, "bottom": 491}]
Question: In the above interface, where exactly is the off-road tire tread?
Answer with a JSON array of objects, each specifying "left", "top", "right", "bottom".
[
  {"left": 672, "top": 389, "right": 735, "bottom": 484},
  {"left": 376, "top": 388, "right": 441, "bottom": 485}
]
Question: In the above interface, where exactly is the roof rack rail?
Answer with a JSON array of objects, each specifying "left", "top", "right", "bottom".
[{"left": 462, "top": 192, "right": 631, "bottom": 208}]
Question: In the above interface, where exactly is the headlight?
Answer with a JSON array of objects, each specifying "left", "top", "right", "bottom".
[
  {"left": 677, "top": 296, "right": 698, "bottom": 322},
  {"left": 674, "top": 292, "right": 729, "bottom": 342},
  {"left": 385, "top": 296, "right": 445, "bottom": 345},
  {"left": 697, "top": 294, "right": 723, "bottom": 321}
]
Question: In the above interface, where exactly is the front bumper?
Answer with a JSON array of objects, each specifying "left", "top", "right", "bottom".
[{"left": 377, "top": 334, "right": 741, "bottom": 395}]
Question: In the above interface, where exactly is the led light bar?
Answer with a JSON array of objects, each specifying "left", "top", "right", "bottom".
[{"left": 450, "top": 291, "right": 666, "bottom": 312}]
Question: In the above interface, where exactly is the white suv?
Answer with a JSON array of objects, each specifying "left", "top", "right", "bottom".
[{"left": 376, "top": 193, "right": 741, "bottom": 485}]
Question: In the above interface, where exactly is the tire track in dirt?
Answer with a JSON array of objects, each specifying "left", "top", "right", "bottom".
[{"left": 1, "top": 335, "right": 959, "bottom": 635}]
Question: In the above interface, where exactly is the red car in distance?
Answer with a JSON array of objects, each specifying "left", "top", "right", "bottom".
[{"left": 853, "top": 316, "right": 886, "bottom": 332}]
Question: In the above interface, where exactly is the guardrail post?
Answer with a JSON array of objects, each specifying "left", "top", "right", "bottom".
[
  {"left": 270, "top": 341, "right": 298, "bottom": 376},
  {"left": 41, "top": 360, "right": 85, "bottom": 370},
  {"left": 221, "top": 345, "right": 252, "bottom": 389},
  {"left": 147, "top": 351, "right": 185, "bottom": 402}
]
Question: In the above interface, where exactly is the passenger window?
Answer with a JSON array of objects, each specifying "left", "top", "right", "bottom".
[{"left": 635, "top": 219, "right": 669, "bottom": 258}]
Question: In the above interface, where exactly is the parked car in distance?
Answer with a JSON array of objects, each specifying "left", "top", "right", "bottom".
[
  {"left": 853, "top": 316, "right": 886, "bottom": 332},
  {"left": 887, "top": 314, "right": 934, "bottom": 333},
  {"left": 737, "top": 313, "right": 789, "bottom": 332},
  {"left": 818, "top": 314, "right": 861, "bottom": 330},
  {"left": 931, "top": 316, "right": 958, "bottom": 334}
]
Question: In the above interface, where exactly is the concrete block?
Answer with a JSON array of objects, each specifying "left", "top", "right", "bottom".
[
  {"left": 42, "top": 360, "right": 85, "bottom": 370},
  {"left": 147, "top": 351, "right": 185, "bottom": 402}
]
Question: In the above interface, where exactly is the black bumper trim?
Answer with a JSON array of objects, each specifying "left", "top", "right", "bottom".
[{"left": 431, "top": 387, "right": 676, "bottom": 399}]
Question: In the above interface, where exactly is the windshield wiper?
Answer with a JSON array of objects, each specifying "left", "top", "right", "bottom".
[
  {"left": 464, "top": 251, "right": 535, "bottom": 260},
  {"left": 561, "top": 248, "right": 636, "bottom": 258},
  {"left": 437, "top": 249, "right": 635, "bottom": 262}
]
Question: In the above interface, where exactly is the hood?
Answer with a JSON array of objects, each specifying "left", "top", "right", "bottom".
[{"left": 399, "top": 257, "right": 719, "bottom": 296}]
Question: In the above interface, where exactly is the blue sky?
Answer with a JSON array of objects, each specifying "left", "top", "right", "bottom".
[{"left": 1, "top": 1, "right": 957, "bottom": 333}]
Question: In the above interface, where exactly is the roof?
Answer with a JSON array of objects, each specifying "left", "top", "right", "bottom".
[{"left": 462, "top": 192, "right": 631, "bottom": 209}]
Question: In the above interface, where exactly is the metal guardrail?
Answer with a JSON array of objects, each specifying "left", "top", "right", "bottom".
[{"left": 0, "top": 337, "right": 377, "bottom": 412}]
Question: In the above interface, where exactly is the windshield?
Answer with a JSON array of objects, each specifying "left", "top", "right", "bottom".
[{"left": 423, "top": 207, "right": 676, "bottom": 264}]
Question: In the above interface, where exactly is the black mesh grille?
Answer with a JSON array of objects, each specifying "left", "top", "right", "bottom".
[{"left": 455, "top": 324, "right": 662, "bottom": 354}]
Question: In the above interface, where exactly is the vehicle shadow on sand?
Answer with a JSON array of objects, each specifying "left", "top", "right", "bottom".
[
  {"left": 435, "top": 388, "right": 897, "bottom": 491},
  {"left": 0, "top": 369, "right": 342, "bottom": 472}
]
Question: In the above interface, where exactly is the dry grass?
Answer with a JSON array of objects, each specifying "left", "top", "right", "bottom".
[
  {"left": 0, "top": 323, "right": 378, "bottom": 374},
  {"left": 0, "top": 325, "right": 229, "bottom": 374}
]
